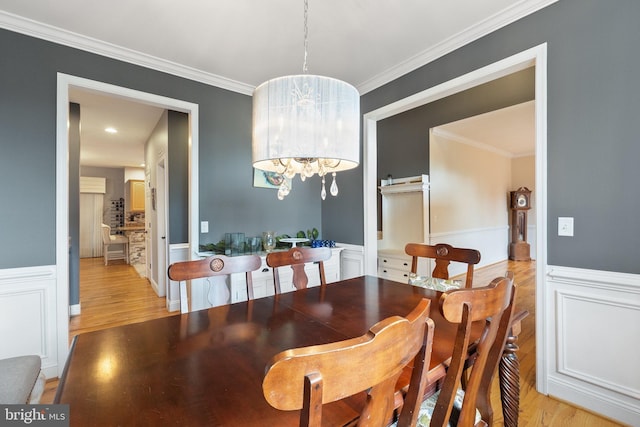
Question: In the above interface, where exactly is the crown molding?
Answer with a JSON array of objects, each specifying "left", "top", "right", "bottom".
[
  {"left": 432, "top": 128, "right": 518, "bottom": 158},
  {"left": 0, "top": 10, "right": 255, "bottom": 96},
  {"left": 357, "top": 0, "right": 558, "bottom": 94},
  {"left": 1, "top": 0, "right": 557, "bottom": 96}
]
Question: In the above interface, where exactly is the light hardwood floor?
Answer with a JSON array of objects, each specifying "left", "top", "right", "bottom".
[{"left": 42, "top": 257, "right": 623, "bottom": 426}]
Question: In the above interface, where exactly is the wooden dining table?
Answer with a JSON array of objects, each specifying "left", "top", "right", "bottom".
[{"left": 55, "top": 275, "right": 524, "bottom": 426}]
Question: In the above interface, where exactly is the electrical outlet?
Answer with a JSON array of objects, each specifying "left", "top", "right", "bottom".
[
  {"left": 200, "top": 221, "right": 209, "bottom": 233},
  {"left": 558, "top": 217, "right": 574, "bottom": 237}
]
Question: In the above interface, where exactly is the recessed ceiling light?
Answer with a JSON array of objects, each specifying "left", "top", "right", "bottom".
[{"left": 105, "top": 127, "right": 118, "bottom": 134}]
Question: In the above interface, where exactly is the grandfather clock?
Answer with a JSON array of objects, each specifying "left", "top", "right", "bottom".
[{"left": 509, "top": 187, "right": 531, "bottom": 261}]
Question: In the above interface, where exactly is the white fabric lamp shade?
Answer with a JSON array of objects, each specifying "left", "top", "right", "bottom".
[{"left": 252, "top": 74, "right": 360, "bottom": 177}]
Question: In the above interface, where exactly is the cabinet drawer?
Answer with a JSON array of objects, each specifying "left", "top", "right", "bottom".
[
  {"left": 377, "top": 266, "right": 410, "bottom": 284},
  {"left": 378, "top": 256, "right": 411, "bottom": 271}
]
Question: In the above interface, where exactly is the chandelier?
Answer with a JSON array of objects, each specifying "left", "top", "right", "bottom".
[{"left": 252, "top": 0, "right": 360, "bottom": 200}]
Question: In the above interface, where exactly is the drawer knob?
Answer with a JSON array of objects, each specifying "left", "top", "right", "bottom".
[{"left": 262, "top": 268, "right": 270, "bottom": 272}]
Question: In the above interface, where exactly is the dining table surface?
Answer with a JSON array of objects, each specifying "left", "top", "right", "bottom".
[{"left": 54, "top": 275, "right": 521, "bottom": 426}]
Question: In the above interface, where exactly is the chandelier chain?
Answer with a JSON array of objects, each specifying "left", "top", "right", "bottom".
[{"left": 303, "top": 0, "right": 309, "bottom": 73}]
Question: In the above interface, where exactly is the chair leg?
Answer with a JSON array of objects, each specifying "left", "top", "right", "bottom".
[{"left": 104, "top": 244, "right": 108, "bottom": 266}]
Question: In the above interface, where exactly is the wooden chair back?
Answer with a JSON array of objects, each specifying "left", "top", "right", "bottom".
[
  {"left": 263, "top": 298, "right": 435, "bottom": 427},
  {"left": 167, "top": 254, "right": 262, "bottom": 313},
  {"left": 405, "top": 243, "right": 481, "bottom": 288},
  {"left": 266, "top": 247, "right": 331, "bottom": 294},
  {"left": 431, "top": 275, "right": 515, "bottom": 426}
]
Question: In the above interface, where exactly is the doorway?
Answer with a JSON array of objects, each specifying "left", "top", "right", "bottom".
[
  {"left": 362, "top": 44, "right": 548, "bottom": 392},
  {"left": 55, "top": 73, "right": 200, "bottom": 376}
]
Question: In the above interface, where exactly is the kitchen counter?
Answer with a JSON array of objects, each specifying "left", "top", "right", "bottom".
[
  {"left": 116, "top": 225, "right": 145, "bottom": 231},
  {"left": 117, "top": 226, "right": 146, "bottom": 275}
]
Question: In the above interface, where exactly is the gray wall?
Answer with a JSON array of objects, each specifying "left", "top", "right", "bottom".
[
  {"left": 2, "top": 0, "right": 639, "bottom": 275},
  {"left": 0, "top": 27, "right": 321, "bottom": 269},
  {"left": 325, "top": 0, "right": 640, "bottom": 274},
  {"left": 168, "top": 110, "right": 189, "bottom": 244},
  {"left": 68, "top": 103, "right": 80, "bottom": 304}
]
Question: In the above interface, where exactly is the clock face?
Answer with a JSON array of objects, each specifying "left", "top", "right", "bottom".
[{"left": 517, "top": 194, "right": 528, "bottom": 207}]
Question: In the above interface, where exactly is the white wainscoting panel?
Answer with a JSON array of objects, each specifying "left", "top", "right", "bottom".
[
  {"left": 0, "top": 265, "right": 58, "bottom": 379},
  {"left": 429, "top": 226, "right": 509, "bottom": 278},
  {"left": 167, "top": 243, "right": 191, "bottom": 312},
  {"left": 338, "top": 243, "right": 364, "bottom": 280},
  {"left": 546, "top": 265, "right": 640, "bottom": 426}
]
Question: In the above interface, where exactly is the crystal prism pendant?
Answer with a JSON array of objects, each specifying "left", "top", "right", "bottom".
[
  {"left": 330, "top": 172, "right": 338, "bottom": 196},
  {"left": 321, "top": 176, "right": 327, "bottom": 200}
]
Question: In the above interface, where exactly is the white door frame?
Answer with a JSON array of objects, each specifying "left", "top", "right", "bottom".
[
  {"left": 56, "top": 73, "right": 199, "bottom": 377},
  {"left": 156, "top": 155, "right": 168, "bottom": 300},
  {"left": 362, "top": 44, "right": 548, "bottom": 392}
]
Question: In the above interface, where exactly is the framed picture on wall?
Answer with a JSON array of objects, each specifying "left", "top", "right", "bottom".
[{"left": 253, "top": 169, "right": 291, "bottom": 190}]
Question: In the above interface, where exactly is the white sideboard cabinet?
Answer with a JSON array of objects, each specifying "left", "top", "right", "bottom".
[
  {"left": 229, "top": 247, "right": 343, "bottom": 303},
  {"left": 378, "top": 175, "right": 430, "bottom": 280}
]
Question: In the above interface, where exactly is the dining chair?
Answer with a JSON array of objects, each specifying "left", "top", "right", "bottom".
[
  {"left": 405, "top": 243, "right": 481, "bottom": 288},
  {"left": 263, "top": 298, "right": 435, "bottom": 427},
  {"left": 167, "top": 254, "right": 262, "bottom": 313},
  {"left": 101, "top": 223, "right": 129, "bottom": 266},
  {"left": 266, "top": 246, "right": 331, "bottom": 294},
  {"left": 0, "top": 355, "right": 46, "bottom": 404},
  {"left": 413, "top": 275, "right": 516, "bottom": 427}
]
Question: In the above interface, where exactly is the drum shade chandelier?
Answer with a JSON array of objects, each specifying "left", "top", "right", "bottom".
[{"left": 252, "top": 0, "right": 360, "bottom": 200}]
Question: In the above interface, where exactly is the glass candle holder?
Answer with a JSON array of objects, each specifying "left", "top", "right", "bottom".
[{"left": 262, "top": 231, "right": 276, "bottom": 252}]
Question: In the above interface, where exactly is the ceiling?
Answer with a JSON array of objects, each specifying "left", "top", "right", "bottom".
[
  {"left": 1, "top": 0, "right": 549, "bottom": 168},
  {"left": 69, "top": 88, "right": 165, "bottom": 168},
  {"left": 435, "top": 101, "right": 535, "bottom": 158}
]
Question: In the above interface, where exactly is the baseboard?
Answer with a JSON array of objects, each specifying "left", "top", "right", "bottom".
[
  {"left": 548, "top": 376, "right": 639, "bottom": 426},
  {"left": 69, "top": 304, "right": 81, "bottom": 316}
]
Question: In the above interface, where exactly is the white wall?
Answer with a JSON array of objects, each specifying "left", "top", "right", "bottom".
[
  {"left": 429, "top": 130, "right": 538, "bottom": 266},
  {"left": 430, "top": 130, "right": 511, "bottom": 233},
  {"left": 124, "top": 167, "right": 145, "bottom": 182},
  {"left": 429, "top": 130, "right": 511, "bottom": 268},
  {"left": 511, "top": 155, "right": 536, "bottom": 226}
]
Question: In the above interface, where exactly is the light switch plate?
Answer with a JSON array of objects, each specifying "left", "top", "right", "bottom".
[
  {"left": 558, "top": 217, "right": 574, "bottom": 236},
  {"left": 200, "top": 221, "right": 209, "bottom": 233}
]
